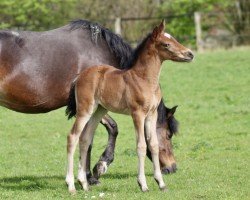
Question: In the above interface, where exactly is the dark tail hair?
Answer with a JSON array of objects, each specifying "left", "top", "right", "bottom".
[{"left": 65, "top": 84, "right": 76, "bottom": 119}]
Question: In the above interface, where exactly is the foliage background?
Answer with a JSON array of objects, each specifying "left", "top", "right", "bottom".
[{"left": 1, "top": 0, "right": 249, "bottom": 46}]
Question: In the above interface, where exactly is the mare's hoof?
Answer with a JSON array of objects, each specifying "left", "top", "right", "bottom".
[
  {"left": 160, "top": 186, "right": 168, "bottom": 192},
  {"left": 93, "top": 161, "right": 108, "bottom": 177},
  {"left": 88, "top": 177, "right": 101, "bottom": 185}
]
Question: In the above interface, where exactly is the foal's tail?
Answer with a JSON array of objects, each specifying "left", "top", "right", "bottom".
[{"left": 66, "top": 84, "right": 77, "bottom": 119}]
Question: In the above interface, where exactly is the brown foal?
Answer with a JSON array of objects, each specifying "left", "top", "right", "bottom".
[{"left": 65, "top": 20, "right": 194, "bottom": 193}]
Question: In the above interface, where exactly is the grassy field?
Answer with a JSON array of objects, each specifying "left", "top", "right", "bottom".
[{"left": 0, "top": 47, "right": 249, "bottom": 199}]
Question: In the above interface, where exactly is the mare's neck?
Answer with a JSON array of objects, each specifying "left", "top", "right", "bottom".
[{"left": 130, "top": 44, "right": 162, "bottom": 86}]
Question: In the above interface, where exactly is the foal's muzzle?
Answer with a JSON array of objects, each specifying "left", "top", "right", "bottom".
[{"left": 161, "top": 163, "right": 177, "bottom": 174}]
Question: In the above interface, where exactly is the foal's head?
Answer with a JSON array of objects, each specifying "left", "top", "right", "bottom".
[
  {"left": 150, "top": 20, "right": 194, "bottom": 62},
  {"left": 156, "top": 100, "right": 179, "bottom": 174}
]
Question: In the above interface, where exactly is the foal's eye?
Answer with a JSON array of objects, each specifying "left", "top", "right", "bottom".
[{"left": 161, "top": 43, "right": 170, "bottom": 49}]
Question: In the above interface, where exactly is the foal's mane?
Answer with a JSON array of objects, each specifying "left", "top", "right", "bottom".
[
  {"left": 157, "top": 100, "right": 179, "bottom": 138},
  {"left": 69, "top": 19, "right": 133, "bottom": 69},
  {"left": 122, "top": 34, "right": 152, "bottom": 69}
]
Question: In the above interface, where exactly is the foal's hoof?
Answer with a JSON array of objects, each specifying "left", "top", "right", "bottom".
[
  {"left": 78, "top": 181, "right": 90, "bottom": 191},
  {"left": 66, "top": 182, "right": 77, "bottom": 195},
  {"left": 141, "top": 187, "right": 149, "bottom": 192},
  {"left": 69, "top": 188, "right": 77, "bottom": 195},
  {"left": 88, "top": 177, "right": 101, "bottom": 185},
  {"left": 137, "top": 181, "right": 149, "bottom": 192},
  {"left": 160, "top": 186, "right": 168, "bottom": 192}
]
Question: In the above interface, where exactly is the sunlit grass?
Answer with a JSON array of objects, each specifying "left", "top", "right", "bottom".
[{"left": 0, "top": 48, "right": 249, "bottom": 199}]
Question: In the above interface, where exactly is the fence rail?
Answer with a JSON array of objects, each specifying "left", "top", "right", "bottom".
[{"left": 106, "top": 11, "right": 250, "bottom": 51}]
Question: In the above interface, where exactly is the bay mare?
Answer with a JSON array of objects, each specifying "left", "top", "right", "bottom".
[
  {"left": 66, "top": 20, "right": 193, "bottom": 192},
  {"left": 0, "top": 20, "right": 178, "bottom": 184}
]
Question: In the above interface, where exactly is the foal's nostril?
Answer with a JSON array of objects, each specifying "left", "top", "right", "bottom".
[{"left": 187, "top": 51, "right": 194, "bottom": 59}]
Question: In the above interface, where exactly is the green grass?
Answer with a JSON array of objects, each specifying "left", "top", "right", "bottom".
[{"left": 0, "top": 47, "right": 249, "bottom": 199}]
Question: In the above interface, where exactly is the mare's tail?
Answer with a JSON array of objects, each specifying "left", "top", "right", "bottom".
[{"left": 65, "top": 84, "right": 77, "bottom": 119}]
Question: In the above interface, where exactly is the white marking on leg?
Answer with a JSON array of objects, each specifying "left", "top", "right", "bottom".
[
  {"left": 147, "top": 112, "right": 166, "bottom": 190},
  {"left": 77, "top": 162, "right": 85, "bottom": 182},
  {"left": 66, "top": 115, "right": 92, "bottom": 193},
  {"left": 78, "top": 106, "right": 107, "bottom": 191},
  {"left": 100, "top": 161, "right": 108, "bottom": 174},
  {"left": 133, "top": 113, "right": 148, "bottom": 192}
]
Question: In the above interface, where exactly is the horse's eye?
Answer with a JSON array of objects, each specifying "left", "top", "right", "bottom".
[{"left": 162, "top": 43, "right": 170, "bottom": 49}]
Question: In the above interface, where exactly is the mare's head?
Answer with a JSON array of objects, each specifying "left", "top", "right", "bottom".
[
  {"left": 156, "top": 100, "right": 179, "bottom": 174},
  {"left": 150, "top": 20, "right": 194, "bottom": 62}
]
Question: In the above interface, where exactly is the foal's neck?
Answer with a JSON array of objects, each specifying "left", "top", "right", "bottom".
[{"left": 129, "top": 43, "right": 162, "bottom": 86}]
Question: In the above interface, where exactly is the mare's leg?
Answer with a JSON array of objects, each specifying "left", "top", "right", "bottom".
[
  {"left": 78, "top": 106, "right": 107, "bottom": 191},
  {"left": 132, "top": 111, "right": 148, "bottom": 192},
  {"left": 145, "top": 110, "right": 166, "bottom": 191},
  {"left": 92, "top": 114, "right": 118, "bottom": 181}
]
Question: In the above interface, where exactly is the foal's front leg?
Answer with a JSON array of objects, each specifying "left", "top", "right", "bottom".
[
  {"left": 132, "top": 112, "right": 148, "bottom": 192},
  {"left": 145, "top": 110, "right": 167, "bottom": 191}
]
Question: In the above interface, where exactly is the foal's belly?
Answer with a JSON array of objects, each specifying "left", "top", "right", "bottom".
[{"left": 99, "top": 101, "right": 131, "bottom": 115}]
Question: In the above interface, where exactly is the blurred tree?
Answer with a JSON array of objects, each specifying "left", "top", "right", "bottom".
[
  {"left": 0, "top": 0, "right": 248, "bottom": 45},
  {"left": 157, "top": 0, "right": 233, "bottom": 45},
  {"left": 0, "top": 0, "right": 76, "bottom": 30}
]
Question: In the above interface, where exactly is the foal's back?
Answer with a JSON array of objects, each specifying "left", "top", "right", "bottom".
[{"left": 77, "top": 65, "right": 130, "bottom": 114}]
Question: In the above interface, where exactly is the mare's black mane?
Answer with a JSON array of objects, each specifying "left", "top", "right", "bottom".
[
  {"left": 69, "top": 19, "right": 132, "bottom": 69},
  {"left": 69, "top": 20, "right": 153, "bottom": 70},
  {"left": 157, "top": 100, "right": 179, "bottom": 138}
]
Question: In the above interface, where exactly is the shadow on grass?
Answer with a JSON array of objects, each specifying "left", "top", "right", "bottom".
[
  {"left": 0, "top": 175, "right": 63, "bottom": 191},
  {"left": 102, "top": 172, "right": 153, "bottom": 180},
  {"left": 0, "top": 172, "right": 155, "bottom": 191}
]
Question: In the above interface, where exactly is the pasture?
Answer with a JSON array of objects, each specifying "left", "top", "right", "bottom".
[{"left": 0, "top": 47, "right": 249, "bottom": 199}]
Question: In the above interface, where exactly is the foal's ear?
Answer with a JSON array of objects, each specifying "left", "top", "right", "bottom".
[
  {"left": 152, "top": 19, "right": 165, "bottom": 40},
  {"left": 158, "top": 19, "right": 165, "bottom": 33},
  {"left": 167, "top": 105, "right": 178, "bottom": 118},
  {"left": 152, "top": 26, "right": 160, "bottom": 40}
]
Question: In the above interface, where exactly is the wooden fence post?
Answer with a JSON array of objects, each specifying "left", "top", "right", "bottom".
[
  {"left": 194, "top": 12, "right": 203, "bottom": 52},
  {"left": 115, "top": 17, "right": 122, "bottom": 35}
]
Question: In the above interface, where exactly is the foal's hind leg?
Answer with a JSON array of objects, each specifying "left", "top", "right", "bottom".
[
  {"left": 78, "top": 106, "right": 107, "bottom": 191},
  {"left": 66, "top": 103, "right": 97, "bottom": 193},
  {"left": 78, "top": 114, "right": 118, "bottom": 185},
  {"left": 93, "top": 114, "right": 118, "bottom": 181},
  {"left": 145, "top": 110, "right": 166, "bottom": 191}
]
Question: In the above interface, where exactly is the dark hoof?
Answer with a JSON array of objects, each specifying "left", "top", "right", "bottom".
[{"left": 88, "top": 177, "right": 101, "bottom": 185}]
